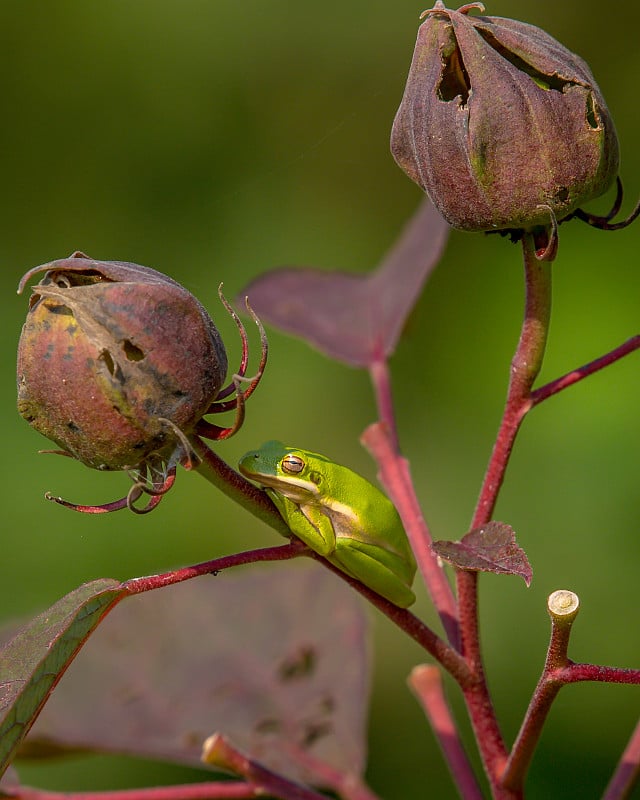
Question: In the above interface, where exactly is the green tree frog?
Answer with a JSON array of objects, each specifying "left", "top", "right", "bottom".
[{"left": 238, "top": 441, "right": 417, "bottom": 607}]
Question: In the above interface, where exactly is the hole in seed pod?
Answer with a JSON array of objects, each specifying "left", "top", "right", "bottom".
[
  {"left": 44, "top": 269, "right": 111, "bottom": 288},
  {"left": 100, "top": 349, "right": 125, "bottom": 383},
  {"left": 437, "top": 39, "right": 470, "bottom": 104},
  {"left": 554, "top": 186, "right": 569, "bottom": 203},
  {"left": 585, "top": 92, "right": 600, "bottom": 129},
  {"left": 102, "top": 350, "right": 115, "bottom": 375},
  {"left": 122, "top": 339, "right": 145, "bottom": 361},
  {"left": 46, "top": 302, "right": 74, "bottom": 316}
]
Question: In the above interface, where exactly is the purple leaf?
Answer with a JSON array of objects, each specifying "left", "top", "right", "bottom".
[
  {"left": 23, "top": 562, "right": 370, "bottom": 787},
  {"left": 240, "top": 198, "right": 449, "bottom": 367},
  {"left": 0, "top": 765, "right": 21, "bottom": 796},
  {"left": 432, "top": 522, "right": 533, "bottom": 586}
]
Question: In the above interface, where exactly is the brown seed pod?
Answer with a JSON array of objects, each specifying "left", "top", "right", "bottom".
[
  {"left": 17, "top": 252, "right": 267, "bottom": 512},
  {"left": 391, "top": 2, "right": 622, "bottom": 239}
]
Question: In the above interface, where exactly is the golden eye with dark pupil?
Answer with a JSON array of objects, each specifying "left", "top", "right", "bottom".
[{"left": 281, "top": 454, "right": 305, "bottom": 474}]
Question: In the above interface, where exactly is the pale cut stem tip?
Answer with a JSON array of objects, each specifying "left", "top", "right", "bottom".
[{"left": 548, "top": 589, "right": 580, "bottom": 621}]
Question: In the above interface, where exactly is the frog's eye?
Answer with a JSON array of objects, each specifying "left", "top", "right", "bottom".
[{"left": 281, "top": 454, "right": 305, "bottom": 474}]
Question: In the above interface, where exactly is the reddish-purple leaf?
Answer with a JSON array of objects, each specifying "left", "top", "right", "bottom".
[
  {"left": 432, "top": 522, "right": 532, "bottom": 586},
  {"left": 24, "top": 562, "right": 370, "bottom": 787},
  {"left": 239, "top": 198, "right": 449, "bottom": 367},
  {"left": 0, "top": 765, "right": 20, "bottom": 796},
  {"left": 0, "top": 579, "right": 125, "bottom": 779}
]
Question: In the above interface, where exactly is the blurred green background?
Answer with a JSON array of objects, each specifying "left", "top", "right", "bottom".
[{"left": 2, "top": 0, "right": 638, "bottom": 797}]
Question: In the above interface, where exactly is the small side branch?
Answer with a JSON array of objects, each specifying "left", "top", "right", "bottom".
[
  {"left": 603, "top": 717, "right": 640, "bottom": 800},
  {"left": 502, "top": 591, "right": 578, "bottom": 791},
  {"left": 202, "top": 733, "right": 329, "bottom": 800},
  {"left": 125, "top": 541, "right": 308, "bottom": 594},
  {"left": 531, "top": 335, "right": 640, "bottom": 407},
  {"left": 503, "top": 590, "right": 640, "bottom": 793},
  {"left": 557, "top": 664, "right": 640, "bottom": 686},
  {"left": 409, "top": 665, "right": 484, "bottom": 800},
  {"left": 283, "top": 745, "right": 382, "bottom": 800}
]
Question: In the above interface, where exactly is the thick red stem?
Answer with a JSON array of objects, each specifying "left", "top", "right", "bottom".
[{"left": 457, "top": 235, "right": 552, "bottom": 797}]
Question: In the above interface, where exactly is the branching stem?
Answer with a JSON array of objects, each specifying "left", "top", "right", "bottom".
[
  {"left": 203, "top": 734, "right": 328, "bottom": 800},
  {"left": 502, "top": 591, "right": 578, "bottom": 790},
  {"left": 531, "top": 335, "right": 640, "bottom": 406},
  {"left": 457, "top": 234, "right": 552, "bottom": 796}
]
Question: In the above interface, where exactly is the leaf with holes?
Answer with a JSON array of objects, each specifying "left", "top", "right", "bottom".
[
  {"left": 432, "top": 521, "right": 532, "bottom": 586},
  {"left": 21, "top": 562, "right": 370, "bottom": 788},
  {"left": 239, "top": 198, "right": 449, "bottom": 367}
]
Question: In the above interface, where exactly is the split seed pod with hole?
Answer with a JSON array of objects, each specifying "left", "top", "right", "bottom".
[
  {"left": 391, "top": 2, "right": 620, "bottom": 235},
  {"left": 17, "top": 252, "right": 267, "bottom": 513},
  {"left": 17, "top": 253, "right": 228, "bottom": 471}
]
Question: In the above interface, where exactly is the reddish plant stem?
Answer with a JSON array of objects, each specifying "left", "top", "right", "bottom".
[
  {"left": 17, "top": 784, "right": 259, "bottom": 800},
  {"left": 409, "top": 665, "right": 484, "bottom": 800},
  {"left": 457, "top": 235, "right": 552, "bottom": 797},
  {"left": 124, "top": 526, "right": 472, "bottom": 683},
  {"left": 502, "top": 591, "right": 578, "bottom": 791},
  {"left": 361, "top": 411, "right": 460, "bottom": 648},
  {"left": 203, "top": 733, "right": 328, "bottom": 800},
  {"left": 603, "top": 717, "right": 640, "bottom": 800},
  {"left": 124, "top": 540, "right": 308, "bottom": 594},
  {"left": 284, "top": 745, "right": 381, "bottom": 800},
  {"left": 369, "top": 358, "right": 401, "bottom": 452},
  {"left": 184, "top": 431, "right": 469, "bottom": 680},
  {"left": 531, "top": 335, "right": 640, "bottom": 406},
  {"left": 190, "top": 434, "right": 291, "bottom": 537},
  {"left": 470, "top": 236, "right": 552, "bottom": 528},
  {"left": 557, "top": 663, "right": 640, "bottom": 686},
  {"left": 504, "top": 613, "right": 640, "bottom": 790},
  {"left": 308, "top": 551, "right": 472, "bottom": 685},
  {"left": 190, "top": 429, "right": 466, "bottom": 675}
]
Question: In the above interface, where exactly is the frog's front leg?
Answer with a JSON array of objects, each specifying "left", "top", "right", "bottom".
[{"left": 266, "top": 491, "right": 337, "bottom": 556}]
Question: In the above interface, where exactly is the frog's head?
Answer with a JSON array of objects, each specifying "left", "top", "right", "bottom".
[{"left": 238, "top": 440, "right": 330, "bottom": 502}]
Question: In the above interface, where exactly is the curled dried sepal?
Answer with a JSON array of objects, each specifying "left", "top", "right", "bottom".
[
  {"left": 17, "top": 252, "right": 268, "bottom": 513},
  {"left": 391, "top": 2, "right": 626, "bottom": 252},
  {"left": 568, "top": 176, "right": 640, "bottom": 232}
]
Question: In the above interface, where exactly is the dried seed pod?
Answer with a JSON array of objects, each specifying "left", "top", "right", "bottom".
[
  {"left": 18, "top": 252, "right": 228, "bottom": 471},
  {"left": 391, "top": 2, "right": 621, "bottom": 237},
  {"left": 17, "top": 252, "right": 268, "bottom": 512}
]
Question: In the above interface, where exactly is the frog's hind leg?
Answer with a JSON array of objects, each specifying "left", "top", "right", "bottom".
[{"left": 331, "top": 542, "right": 416, "bottom": 608}]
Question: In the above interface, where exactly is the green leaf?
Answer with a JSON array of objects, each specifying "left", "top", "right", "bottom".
[{"left": 0, "top": 578, "right": 125, "bottom": 778}]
